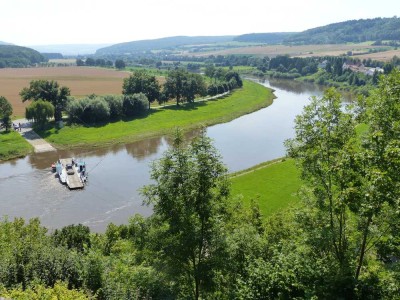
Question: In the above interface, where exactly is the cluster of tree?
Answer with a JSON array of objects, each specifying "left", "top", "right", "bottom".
[
  {"left": 284, "top": 17, "right": 400, "bottom": 44},
  {"left": 204, "top": 67, "right": 243, "bottom": 96},
  {"left": 2, "top": 71, "right": 400, "bottom": 299},
  {"left": 41, "top": 53, "right": 63, "bottom": 60},
  {"left": 66, "top": 94, "right": 149, "bottom": 124},
  {"left": 20, "top": 80, "right": 70, "bottom": 128},
  {"left": 0, "top": 45, "right": 47, "bottom": 68},
  {"left": 76, "top": 58, "right": 113, "bottom": 68}
]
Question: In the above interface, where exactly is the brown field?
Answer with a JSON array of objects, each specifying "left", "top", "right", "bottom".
[
  {"left": 0, "top": 67, "right": 131, "bottom": 117},
  {"left": 348, "top": 49, "right": 400, "bottom": 62},
  {"left": 189, "top": 44, "right": 392, "bottom": 59}
]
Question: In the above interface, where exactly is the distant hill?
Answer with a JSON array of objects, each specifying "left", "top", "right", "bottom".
[
  {"left": 234, "top": 32, "right": 297, "bottom": 44},
  {"left": 41, "top": 53, "right": 64, "bottom": 60},
  {"left": 0, "top": 45, "right": 46, "bottom": 68},
  {"left": 29, "top": 44, "right": 112, "bottom": 56},
  {"left": 284, "top": 17, "right": 400, "bottom": 45},
  {"left": 0, "top": 41, "right": 13, "bottom": 45},
  {"left": 96, "top": 36, "right": 235, "bottom": 55}
]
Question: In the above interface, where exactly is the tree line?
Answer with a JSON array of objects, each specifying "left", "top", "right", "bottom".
[{"left": 17, "top": 68, "right": 242, "bottom": 128}]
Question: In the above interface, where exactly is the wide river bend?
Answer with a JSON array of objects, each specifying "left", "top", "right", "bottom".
[{"left": 0, "top": 78, "right": 337, "bottom": 232}]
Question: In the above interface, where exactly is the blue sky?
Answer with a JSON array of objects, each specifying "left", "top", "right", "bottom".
[{"left": 1, "top": 0, "right": 398, "bottom": 45}]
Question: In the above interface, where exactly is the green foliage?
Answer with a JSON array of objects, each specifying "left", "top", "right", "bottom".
[
  {"left": 25, "top": 100, "right": 54, "bottom": 129},
  {"left": 122, "top": 70, "right": 160, "bottom": 108},
  {"left": 163, "top": 69, "right": 207, "bottom": 105},
  {"left": 52, "top": 224, "right": 91, "bottom": 253},
  {"left": 103, "top": 95, "right": 123, "bottom": 120},
  {"left": 0, "top": 45, "right": 46, "bottom": 68},
  {"left": 0, "top": 96, "right": 12, "bottom": 131},
  {"left": 0, "top": 281, "right": 90, "bottom": 299},
  {"left": 114, "top": 59, "right": 125, "bottom": 69},
  {"left": 141, "top": 129, "right": 230, "bottom": 299},
  {"left": 122, "top": 93, "right": 149, "bottom": 117},
  {"left": 20, "top": 80, "right": 70, "bottom": 121},
  {"left": 285, "top": 16, "right": 400, "bottom": 44}
]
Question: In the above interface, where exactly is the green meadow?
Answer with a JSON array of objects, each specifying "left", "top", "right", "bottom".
[
  {"left": 230, "top": 159, "right": 302, "bottom": 217},
  {"left": 40, "top": 80, "right": 274, "bottom": 148},
  {"left": 0, "top": 131, "right": 33, "bottom": 161}
]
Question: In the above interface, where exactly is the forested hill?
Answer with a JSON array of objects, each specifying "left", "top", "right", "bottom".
[
  {"left": 233, "top": 32, "right": 296, "bottom": 44},
  {"left": 95, "top": 35, "right": 235, "bottom": 55},
  {"left": 284, "top": 17, "right": 400, "bottom": 44},
  {"left": 0, "top": 45, "right": 47, "bottom": 68},
  {"left": 0, "top": 41, "right": 13, "bottom": 45}
]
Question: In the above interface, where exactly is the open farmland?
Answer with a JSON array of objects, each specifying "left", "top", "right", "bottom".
[
  {"left": 0, "top": 67, "right": 130, "bottom": 117},
  {"left": 189, "top": 43, "right": 390, "bottom": 59}
]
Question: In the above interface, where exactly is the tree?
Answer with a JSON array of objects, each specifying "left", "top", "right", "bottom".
[
  {"left": 163, "top": 69, "right": 206, "bottom": 105},
  {"left": 122, "top": 93, "right": 149, "bottom": 117},
  {"left": 25, "top": 100, "right": 54, "bottom": 129},
  {"left": 285, "top": 88, "right": 359, "bottom": 296},
  {"left": 0, "top": 96, "right": 13, "bottom": 131},
  {"left": 115, "top": 59, "right": 125, "bottom": 69},
  {"left": 122, "top": 70, "right": 160, "bottom": 109},
  {"left": 141, "top": 129, "right": 230, "bottom": 299},
  {"left": 20, "top": 80, "right": 70, "bottom": 122}
]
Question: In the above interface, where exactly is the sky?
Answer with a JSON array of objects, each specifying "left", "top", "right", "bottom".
[{"left": 0, "top": 0, "right": 398, "bottom": 46}]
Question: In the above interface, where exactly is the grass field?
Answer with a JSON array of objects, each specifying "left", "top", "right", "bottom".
[
  {"left": 38, "top": 80, "right": 274, "bottom": 148},
  {"left": 0, "top": 67, "right": 131, "bottom": 118},
  {"left": 230, "top": 159, "right": 302, "bottom": 217},
  {"left": 0, "top": 131, "right": 33, "bottom": 161}
]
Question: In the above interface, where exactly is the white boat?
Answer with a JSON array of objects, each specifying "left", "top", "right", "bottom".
[{"left": 55, "top": 161, "right": 67, "bottom": 184}]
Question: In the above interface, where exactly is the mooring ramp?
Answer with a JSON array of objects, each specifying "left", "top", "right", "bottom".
[{"left": 60, "top": 158, "right": 84, "bottom": 189}]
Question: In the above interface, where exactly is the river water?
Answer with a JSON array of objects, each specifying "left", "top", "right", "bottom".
[{"left": 0, "top": 78, "right": 329, "bottom": 232}]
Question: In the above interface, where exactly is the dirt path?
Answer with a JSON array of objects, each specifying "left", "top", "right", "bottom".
[{"left": 13, "top": 119, "right": 56, "bottom": 153}]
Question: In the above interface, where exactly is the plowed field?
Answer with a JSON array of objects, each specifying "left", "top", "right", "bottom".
[{"left": 0, "top": 67, "right": 131, "bottom": 117}]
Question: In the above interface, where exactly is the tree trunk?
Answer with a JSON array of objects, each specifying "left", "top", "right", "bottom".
[{"left": 355, "top": 215, "right": 372, "bottom": 280}]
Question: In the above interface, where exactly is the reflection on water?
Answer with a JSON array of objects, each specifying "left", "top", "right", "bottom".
[{"left": 0, "top": 78, "right": 347, "bottom": 232}]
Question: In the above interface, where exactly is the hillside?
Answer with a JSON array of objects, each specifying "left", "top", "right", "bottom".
[
  {"left": 284, "top": 17, "right": 400, "bottom": 44},
  {"left": 0, "top": 45, "right": 46, "bottom": 68},
  {"left": 0, "top": 41, "right": 13, "bottom": 45},
  {"left": 234, "top": 32, "right": 296, "bottom": 44},
  {"left": 95, "top": 35, "right": 235, "bottom": 55}
]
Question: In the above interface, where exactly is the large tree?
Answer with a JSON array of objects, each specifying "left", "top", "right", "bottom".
[
  {"left": 20, "top": 80, "right": 70, "bottom": 122},
  {"left": 122, "top": 70, "right": 160, "bottom": 109},
  {"left": 141, "top": 129, "right": 230, "bottom": 299},
  {"left": 25, "top": 100, "right": 54, "bottom": 129},
  {"left": 0, "top": 96, "right": 13, "bottom": 131},
  {"left": 163, "top": 69, "right": 206, "bottom": 105}
]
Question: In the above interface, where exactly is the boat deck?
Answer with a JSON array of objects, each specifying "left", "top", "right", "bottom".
[{"left": 59, "top": 158, "right": 84, "bottom": 189}]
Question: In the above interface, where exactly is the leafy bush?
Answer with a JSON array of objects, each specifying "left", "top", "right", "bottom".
[
  {"left": 103, "top": 95, "right": 123, "bottom": 120},
  {"left": 123, "top": 93, "right": 149, "bottom": 117}
]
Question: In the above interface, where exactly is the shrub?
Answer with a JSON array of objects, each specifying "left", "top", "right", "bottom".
[
  {"left": 123, "top": 93, "right": 149, "bottom": 117},
  {"left": 103, "top": 95, "right": 123, "bottom": 120}
]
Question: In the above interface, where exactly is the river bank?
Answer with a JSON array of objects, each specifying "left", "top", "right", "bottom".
[{"left": 37, "top": 80, "right": 274, "bottom": 149}]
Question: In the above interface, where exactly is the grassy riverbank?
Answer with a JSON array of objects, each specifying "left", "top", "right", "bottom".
[
  {"left": 0, "top": 131, "right": 33, "bottom": 161},
  {"left": 230, "top": 158, "right": 302, "bottom": 217},
  {"left": 39, "top": 80, "right": 274, "bottom": 148}
]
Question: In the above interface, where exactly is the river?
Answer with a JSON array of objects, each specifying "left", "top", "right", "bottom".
[{"left": 0, "top": 78, "right": 329, "bottom": 232}]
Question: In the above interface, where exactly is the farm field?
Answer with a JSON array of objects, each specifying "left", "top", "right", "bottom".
[
  {"left": 188, "top": 43, "right": 391, "bottom": 59},
  {"left": 0, "top": 67, "right": 130, "bottom": 117}
]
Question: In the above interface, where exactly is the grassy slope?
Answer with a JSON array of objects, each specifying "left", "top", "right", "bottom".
[
  {"left": 41, "top": 80, "right": 274, "bottom": 148},
  {"left": 0, "top": 131, "right": 33, "bottom": 161},
  {"left": 230, "top": 159, "right": 302, "bottom": 218}
]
